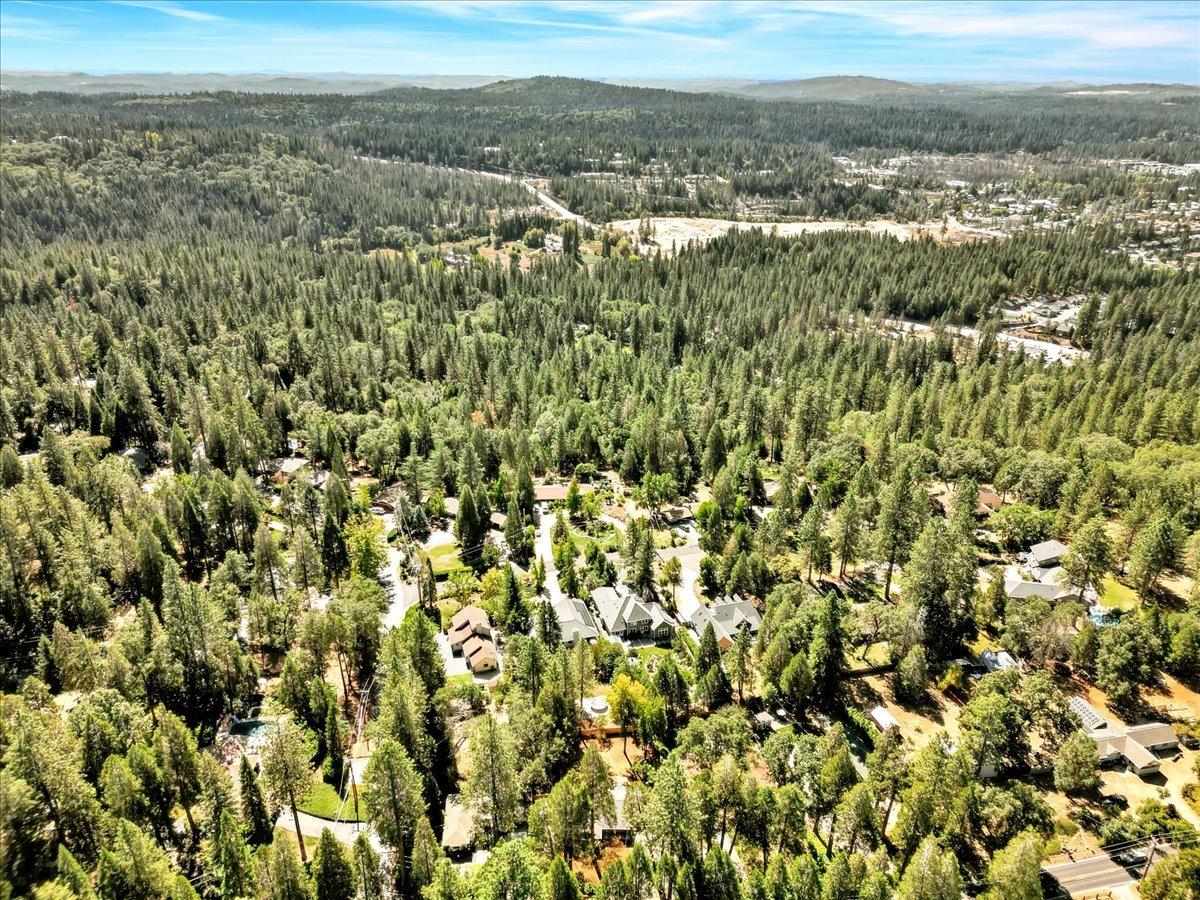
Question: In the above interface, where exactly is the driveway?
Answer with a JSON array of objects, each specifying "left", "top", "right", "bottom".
[
  {"left": 275, "top": 808, "right": 382, "bottom": 851},
  {"left": 535, "top": 505, "right": 564, "bottom": 603},
  {"left": 372, "top": 509, "right": 420, "bottom": 629},
  {"left": 657, "top": 544, "right": 705, "bottom": 620}
]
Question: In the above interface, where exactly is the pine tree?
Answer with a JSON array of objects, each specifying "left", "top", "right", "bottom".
[
  {"left": 324, "top": 702, "right": 345, "bottom": 785},
  {"left": 1127, "top": 513, "right": 1177, "bottom": 596},
  {"left": 238, "top": 755, "right": 273, "bottom": 846},
  {"left": 312, "top": 829, "right": 354, "bottom": 900},
  {"left": 260, "top": 722, "right": 316, "bottom": 862},
  {"left": 351, "top": 834, "right": 385, "bottom": 900},
  {"left": 545, "top": 857, "right": 581, "bottom": 900},
  {"left": 466, "top": 714, "right": 519, "bottom": 842},
  {"left": 1061, "top": 516, "right": 1113, "bottom": 596},
  {"left": 209, "top": 808, "right": 255, "bottom": 900}
]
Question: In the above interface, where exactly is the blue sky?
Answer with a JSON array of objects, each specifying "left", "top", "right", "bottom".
[{"left": 1, "top": 1, "right": 1197, "bottom": 84}]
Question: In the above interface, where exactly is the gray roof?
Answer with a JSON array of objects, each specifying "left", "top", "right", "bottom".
[
  {"left": 980, "top": 648, "right": 1018, "bottom": 671},
  {"left": 1069, "top": 695, "right": 1106, "bottom": 731},
  {"left": 1027, "top": 539, "right": 1069, "bottom": 566},
  {"left": 690, "top": 597, "right": 761, "bottom": 644},
  {"left": 591, "top": 585, "right": 654, "bottom": 635},
  {"left": 1005, "top": 578, "right": 1079, "bottom": 602},
  {"left": 553, "top": 597, "right": 599, "bottom": 643}
]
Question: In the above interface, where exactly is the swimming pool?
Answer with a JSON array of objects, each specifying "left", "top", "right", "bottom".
[
  {"left": 229, "top": 719, "right": 277, "bottom": 754},
  {"left": 1089, "top": 606, "right": 1121, "bottom": 627}
]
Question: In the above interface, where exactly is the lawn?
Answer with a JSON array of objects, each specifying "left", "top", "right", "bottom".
[
  {"left": 1099, "top": 575, "right": 1139, "bottom": 611},
  {"left": 847, "top": 641, "right": 891, "bottom": 668},
  {"left": 568, "top": 524, "right": 620, "bottom": 556},
  {"left": 427, "top": 543, "right": 464, "bottom": 577},
  {"left": 297, "top": 780, "right": 369, "bottom": 822},
  {"left": 634, "top": 646, "right": 672, "bottom": 667}
]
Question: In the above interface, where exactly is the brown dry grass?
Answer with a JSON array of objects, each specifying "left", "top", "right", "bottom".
[{"left": 582, "top": 736, "right": 644, "bottom": 780}]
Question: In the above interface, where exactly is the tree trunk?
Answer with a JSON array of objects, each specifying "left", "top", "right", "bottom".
[
  {"left": 291, "top": 798, "right": 307, "bottom": 862},
  {"left": 184, "top": 803, "right": 199, "bottom": 846}
]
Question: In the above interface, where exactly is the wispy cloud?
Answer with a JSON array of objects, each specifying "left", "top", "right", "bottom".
[
  {"left": 11, "top": 0, "right": 94, "bottom": 12},
  {"left": 2, "top": 0, "right": 1196, "bottom": 83},
  {"left": 0, "top": 12, "right": 78, "bottom": 41},
  {"left": 787, "top": 1, "right": 1196, "bottom": 51},
  {"left": 109, "top": 1, "right": 225, "bottom": 23}
]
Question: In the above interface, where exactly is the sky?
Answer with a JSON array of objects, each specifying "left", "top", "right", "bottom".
[{"left": 1, "top": 0, "right": 1197, "bottom": 85}]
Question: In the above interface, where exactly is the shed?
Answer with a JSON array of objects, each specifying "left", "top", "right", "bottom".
[{"left": 868, "top": 705, "right": 900, "bottom": 732}]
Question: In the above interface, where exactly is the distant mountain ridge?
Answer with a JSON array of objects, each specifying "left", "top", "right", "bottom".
[
  {"left": 0, "top": 71, "right": 506, "bottom": 94},
  {"left": 2, "top": 70, "right": 1194, "bottom": 101}
]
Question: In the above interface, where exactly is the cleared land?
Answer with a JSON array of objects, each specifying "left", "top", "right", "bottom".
[{"left": 608, "top": 216, "right": 982, "bottom": 251}]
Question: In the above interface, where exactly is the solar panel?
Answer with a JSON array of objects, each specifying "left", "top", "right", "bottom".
[{"left": 1069, "top": 696, "right": 1105, "bottom": 731}]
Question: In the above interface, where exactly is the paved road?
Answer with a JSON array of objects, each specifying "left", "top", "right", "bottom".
[
  {"left": 878, "top": 316, "right": 1088, "bottom": 366},
  {"left": 275, "top": 808, "right": 382, "bottom": 850},
  {"left": 526, "top": 183, "right": 594, "bottom": 229},
  {"left": 1042, "top": 854, "right": 1134, "bottom": 896},
  {"left": 356, "top": 154, "right": 598, "bottom": 232}
]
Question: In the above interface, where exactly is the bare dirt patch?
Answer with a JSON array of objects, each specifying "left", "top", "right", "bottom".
[
  {"left": 846, "top": 675, "right": 964, "bottom": 753},
  {"left": 583, "top": 736, "right": 644, "bottom": 780},
  {"left": 608, "top": 216, "right": 982, "bottom": 254}
]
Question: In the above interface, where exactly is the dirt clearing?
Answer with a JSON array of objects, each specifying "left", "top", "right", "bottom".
[{"left": 608, "top": 216, "right": 987, "bottom": 253}]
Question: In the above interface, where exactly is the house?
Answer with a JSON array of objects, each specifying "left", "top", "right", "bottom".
[
  {"left": 1003, "top": 577, "right": 1081, "bottom": 604},
  {"left": 1082, "top": 710, "right": 1177, "bottom": 777},
  {"left": 442, "top": 497, "right": 459, "bottom": 518},
  {"left": 1125, "top": 723, "right": 1181, "bottom": 753},
  {"left": 1025, "top": 539, "right": 1069, "bottom": 570},
  {"left": 449, "top": 605, "right": 492, "bottom": 652},
  {"left": 591, "top": 586, "right": 674, "bottom": 642},
  {"left": 661, "top": 505, "right": 694, "bottom": 525},
  {"left": 553, "top": 597, "right": 599, "bottom": 644},
  {"left": 534, "top": 482, "right": 593, "bottom": 503},
  {"left": 463, "top": 634, "right": 499, "bottom": 674},
  {"left": 1068, "top": 695, "right": 1107, "bottom": 731},
  {"left": 489, "top": 511, "right": 507, "bottom": 531},
  {"left": 975, "top": 490, "right": 1003, "bottom": 517},
  {"left": 270, "top": 456, "right": 309, "bottom": 484},
  {"left": 689, "top": 597, "right": 762, "bottom": 650},
  {"left": 441, "top": 795, "right": 475, "bottom": 858},
  {"left": 593, "top": 778, "right": 632, "bottom": 844}
]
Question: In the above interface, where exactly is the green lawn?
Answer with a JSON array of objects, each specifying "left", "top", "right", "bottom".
[
  {"left": 847, "top": 641, "right": 891, "bottom": 667},
  {"left": 427, "top": 543, "right": 464, "bottom": 577},
  {"left": 568, "top": 524, "right": 619, "bottom": 556},
  {"left": 635, "top": 646, "right": 672, "bottom": 666},
  {"left": 1100, "top": 575, "right": 1139, "bottom": 611},
  {"left": 297, "top": 780, "right": 369, "bottom": 822}
]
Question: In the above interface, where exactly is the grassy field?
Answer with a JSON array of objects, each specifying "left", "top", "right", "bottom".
[
  {"left": 569, "top": 524, "right": 620, "bottom": 556},
  {"left": 427, "top": 542, "right": 464, "bottom": 577},
  {"left": 297, "top": 780, "right": 369, "bottom": 822},
  {"left": 1099, "top": 575, "right": 1139, "bottom": 611}
]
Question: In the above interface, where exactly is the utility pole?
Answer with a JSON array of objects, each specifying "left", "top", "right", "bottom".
[{"left": 1141, "top": 835, "right": 1159, "bottom": 880}]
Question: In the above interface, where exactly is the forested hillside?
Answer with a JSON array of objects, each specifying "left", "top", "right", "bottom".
[{"left": 1, "top": 80, "right": 1199, "bottom": 900}]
